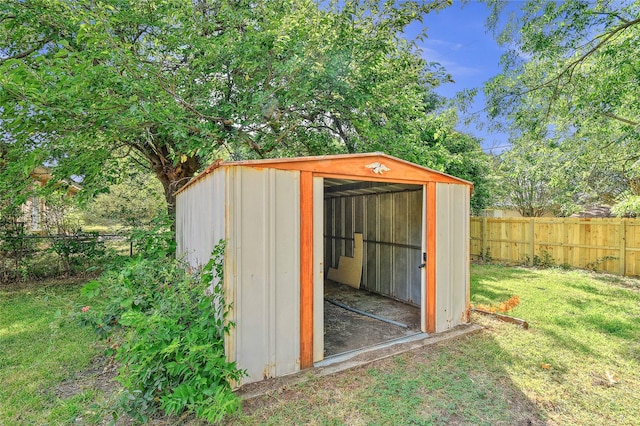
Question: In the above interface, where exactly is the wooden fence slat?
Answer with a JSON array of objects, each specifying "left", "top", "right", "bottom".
[
  {"left": 482, "top": 217, "right": 487, "bottom": 259},
  {"left": 619, "top": 220, "right": 626, "bottom": 275},
  {"left": 470, "top": 217, "right": 640, "bottom": 277},
  {"left": 529, "top": 219, "right": 534, "bottom": 266}
]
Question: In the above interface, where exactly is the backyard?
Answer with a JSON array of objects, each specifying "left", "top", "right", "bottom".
[{"left": 1, "top": 264, "right": 639, "bottom": 425}]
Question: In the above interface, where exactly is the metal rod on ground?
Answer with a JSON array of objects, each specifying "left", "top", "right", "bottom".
[{"left": 325, "top": 298, "right": 409, "bottom": 329}]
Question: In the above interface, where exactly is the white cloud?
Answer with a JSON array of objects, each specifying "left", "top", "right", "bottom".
[
  {"left": 419, "top": 46, "right": 482, "bottom": 77},
  {"left": 424, "top": 39, "right": 464, "bottom": 51}
]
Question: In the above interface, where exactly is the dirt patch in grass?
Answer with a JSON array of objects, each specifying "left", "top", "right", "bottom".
[
  {"left": 0, "top": 275, "right": 90, "bottom": 294},
  {"left": 54, "top": 355, "right": 120, "bottom": 400}
]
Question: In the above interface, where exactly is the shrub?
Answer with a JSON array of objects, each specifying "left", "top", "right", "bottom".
[
  {"left": 129, "top": 214, "right": 176, "bottom": 258},
  {"left": 79, "top": 240, "right": 244, "bottom": 423},
  {"left": 533, "top": 250, "right": 555, "bottom": 268},
  {"left": 49, "top": 231, "right": 106, "bottom": 274}
]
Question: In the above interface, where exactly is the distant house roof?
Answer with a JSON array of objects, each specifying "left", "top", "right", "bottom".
[
  {"left": 570, "top": 206, "right": 612, "bottom": 218},
  {"left": 30, "top": 166, "right": 82, "bottom": 195}
]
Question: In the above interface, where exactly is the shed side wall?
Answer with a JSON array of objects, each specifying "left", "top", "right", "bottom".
[
  {"left": 227, "top": 167, "right": 301, "bottom": 384},
  {"left": 434, "top": 183, "right": 470, "bottom": 333},
  {"left": 176, "top": 171, "right": 226, "bottom": 269}
]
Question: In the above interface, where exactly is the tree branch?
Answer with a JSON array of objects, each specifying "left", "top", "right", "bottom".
[
  {"left": 155, "top": 72, "right": 232, "bottom": 125},
  {"left": 0, "top": 38, "right": 51, "bottom": 65},
  {"left": 0, "top": 14, "right": 16, "bottom": 24},
  {"left": 591, "top": 11, "right": 631, "bottom": 25},
  {"left": 494, "top": 16, "right": 640, "bottom": 110},
  {"left": 601, "top": 112, "right": 639, "bottom": 127}
]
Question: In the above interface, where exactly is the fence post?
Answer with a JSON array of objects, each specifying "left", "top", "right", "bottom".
[
  {"left": 529, "top": 218, "right": 535, "bottom": 266},
  {"left": 481, "top": 217, "right": 488, "bottom": 259},
  {"left": 619, "top": 220, "right": 626, "bottom": 275}
]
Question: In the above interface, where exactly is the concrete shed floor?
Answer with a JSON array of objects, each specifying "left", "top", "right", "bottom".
[{"left": 324, "top": 280, "right": 421, "bottom": 357}]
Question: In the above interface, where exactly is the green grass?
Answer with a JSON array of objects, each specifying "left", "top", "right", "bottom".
[
  {"left": 234, "top": 265, "right": 640, "bottom": 425},
  {"left": 469, "top": 265, "right": 640, "bottom": 425},
  {"left": 0, "top": 279, "right": 110, "bottom": 425},
  {"left": 2, "top": 265, "right": 639, "bottom": 425}
]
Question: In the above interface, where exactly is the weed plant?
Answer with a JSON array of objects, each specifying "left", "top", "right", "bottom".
[{"left": 79, "top": 225, "right": 244, "bottom": 423}]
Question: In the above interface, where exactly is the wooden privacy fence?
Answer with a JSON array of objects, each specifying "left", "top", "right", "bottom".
[{"left": 470, "top": 217, "right": 640, "bottom": 276}]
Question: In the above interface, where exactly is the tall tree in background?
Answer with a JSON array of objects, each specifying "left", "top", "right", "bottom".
[
  {"left": 417, "top": 108, "right": 495, "bottom": 214},
  {"left": 82, "top": 171, "right": 166, "bottom": 229},
  {"left": 1, "top": 0, "right": 459, "bottom": 221},
  {"left": 484, "top": 0, "right": 640, "bottom": 213},
  {"left": 495, "top": 142, "right": 579, "bottom": 217}
]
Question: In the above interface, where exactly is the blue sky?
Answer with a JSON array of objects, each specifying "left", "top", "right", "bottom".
[{"left": 406, "top": 1, "right": 511, "bottom": 152}]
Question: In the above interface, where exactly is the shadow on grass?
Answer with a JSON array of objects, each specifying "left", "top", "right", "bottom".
[
  {"left": 536, "top": 324, "right": 596, "bottom": 357},
  {"left": 471, "top": 263, "right": 539, "bottom": 303},
  {"left": 589, "top": 273, "right": 640, "bottom": 292},
  {"left": 561, "top": 282, "right": 640, "bottom": 341},
  {"left": 235, "top": 331, "right": 549, "bottom": 425},
  {"left": 358, "top": 332, "right": 548, "bottom": 426},
  {"left": 583, "top": 314, "right": 638, "bottom": 340}
]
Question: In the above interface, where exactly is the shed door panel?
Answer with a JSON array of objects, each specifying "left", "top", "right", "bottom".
[
  {"left": 230, "top": 167, "right": 301, "bottom": 384},
  {"left": 434, "top": 183, "right": 470, "bottom": 332}
]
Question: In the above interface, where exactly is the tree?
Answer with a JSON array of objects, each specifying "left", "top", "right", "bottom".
[
  {"left": 414, "top": 108, "right": 495, "bottom": 213},
  {"left": 82, "top": 172, "right": 165, "bottom": 229},
  {"left": 1, "top": 0, "right": 453, "bottom": 223},
  {"left": 494, "top": 142, "right": 579, "bottom": 217},
  {"left": 484, "top": 0, "right": 640, "bottom": 207},
  {"left": 486, "top": 0, "right": 640, "bottom": 132}
]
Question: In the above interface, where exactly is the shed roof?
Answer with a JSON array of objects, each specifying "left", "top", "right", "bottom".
[{"left": 178, "top": 152, "right": 473, "bottom": 194}]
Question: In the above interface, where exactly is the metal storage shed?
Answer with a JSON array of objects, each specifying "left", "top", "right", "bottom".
[{"left": 176, "top": 152, "right": 472, "bottom": 386}]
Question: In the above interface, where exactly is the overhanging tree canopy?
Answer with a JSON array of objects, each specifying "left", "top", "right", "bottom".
[
  {"left": 484, "top": 0, "right": 640, "bottom": 214},
  {"left": 2, "top": 0, "right": 462, "bottom": 219}
]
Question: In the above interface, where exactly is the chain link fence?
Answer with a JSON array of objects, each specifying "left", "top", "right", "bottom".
[{"left": 0, "top": 230, "right": 131, "bottom": 283}]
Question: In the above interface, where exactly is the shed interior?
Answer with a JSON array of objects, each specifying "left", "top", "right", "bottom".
[{"left": 323, "top": 178, "right": 424, "bottom": 357}]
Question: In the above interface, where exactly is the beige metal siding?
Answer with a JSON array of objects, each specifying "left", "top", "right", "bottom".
[
  {"left": 226, "top": 167, "right": 301, "bottom": 384},
  {"left": 176, "top": 171, "right": 226, "bottom": 269},
  {"left": 434, "top": 183, "right": 470, "bottom": 333}
]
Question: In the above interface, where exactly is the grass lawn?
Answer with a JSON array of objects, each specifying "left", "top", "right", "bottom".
[
  {"left": 0, "top": 279, "right": 111, "bottom": 425},
  {"left": 1, "top": 265, "right": 639, "bottom": 425},
  {"left": 234, "top": 265, "right": 640, "bottom": 425}
]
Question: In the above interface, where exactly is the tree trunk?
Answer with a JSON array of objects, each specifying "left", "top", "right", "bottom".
[{"left": 147, "top": 149, "right": 201, "bottom": 232}]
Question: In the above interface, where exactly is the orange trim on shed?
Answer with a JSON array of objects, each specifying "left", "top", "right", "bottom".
[
  {"left": 176, "top": 153, "right": 473, "bottom": 195},
  {"left": 299, "top": 171, "right": 314, "bottom": 369}
]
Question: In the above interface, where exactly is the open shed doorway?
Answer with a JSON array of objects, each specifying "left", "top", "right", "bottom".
[{"left": 323, "top": 178, "right": 425, "bottom": 357}]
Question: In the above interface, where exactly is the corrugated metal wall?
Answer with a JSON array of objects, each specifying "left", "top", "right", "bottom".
[
  {"left": 177, "top": 164, "right": 471, "bottom": 383},
  {"left": 435, "top": 183, "right": 470, "bottom": 333},
  {"left": 176, "top": 171, "right": 226, "bottom": 269},
  {"left": 324, "top": 188, "right": 423, "bottom": 305},
  {"left": 226, "top": 167, "right": 301, "bottom": 384}
]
